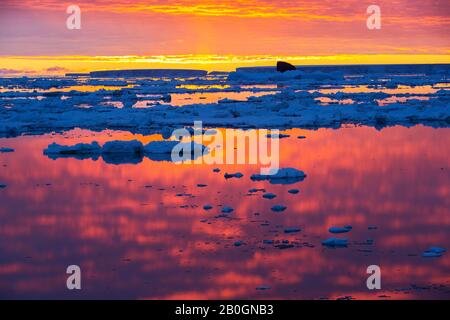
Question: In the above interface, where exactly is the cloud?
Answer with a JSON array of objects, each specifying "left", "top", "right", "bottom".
[{"left": 0, "top": 68, "right": 36, "bottom": 75}]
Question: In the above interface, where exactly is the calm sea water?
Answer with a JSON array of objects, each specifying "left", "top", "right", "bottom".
[{"left": 0, "top": 125, "right": 449, "bottom": 299}]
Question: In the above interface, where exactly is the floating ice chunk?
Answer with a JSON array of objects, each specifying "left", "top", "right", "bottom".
[
  {"left": 328, "top": 226, "right": 352, "bottom": 234},
  {"left": 44, "top": 141, "right": 101, "bottom": 158},
  {"left": 256, "top": 285, "right": 271, "bottom": 290},
  {"left": 0, "top": 147, "right": 14, "bottom": 153},
  {"left": 288, "top": 189, "right": 299, "bottom": 194},
  {"left": 221, "top": 206, "right": 234, "bottom": 213},
  {"left": 144, "top": 141, "right": 206, "bottom": 154},
  {"left": 251, "top": 168, "right": 306, "bottom": 184},
  {"left": 262, "top": 193, "right": 277, "bottom": 199},
  {"left": 422, "top": 246, "right": 446, "bottom": 257},
  {"left": 422, "top": 251, "right": 442, "bottom": 258},
  {"left": 100, "top": 140, "right": 144, "bottom": 164},
  {"left": 322, "top": 238, "right": 348, "bottom": 247},
  {"left": 102, "top": 140, "right": 143, "bottom": 154},
  {"left": 203, "top": 205, "right": 213, "bottom": 210},
  {"left": 143, "top": 141, "right": 179, "bottom": 154},
  {"left": 249, "top": 188, "right": 266, "bottom": 193},
  {"left": 224, "top": 172, "right": 244, "bottom": 179},
  {"left": 271, "top": 205, "right": 287, "bottom": 212},
  {"left": 284, "top": 227, "right": 301, "bottom": 233}
]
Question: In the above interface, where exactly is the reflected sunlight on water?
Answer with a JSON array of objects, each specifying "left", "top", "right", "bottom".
[{"left": 0, "top": 125, "right": 449, "bottom": 299}]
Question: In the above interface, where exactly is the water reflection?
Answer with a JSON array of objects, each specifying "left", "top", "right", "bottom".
[{"left": 0, "top": 126, "right": 449, "bottom": 299}]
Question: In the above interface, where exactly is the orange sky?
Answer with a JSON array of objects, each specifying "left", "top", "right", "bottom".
[{"left": 0, "top": 0, "right": 449, "bottom": 73}]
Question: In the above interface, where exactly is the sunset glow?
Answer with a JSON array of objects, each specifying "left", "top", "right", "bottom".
[{"left": 1, "top": 0, "right": 449, "bottom": 74}]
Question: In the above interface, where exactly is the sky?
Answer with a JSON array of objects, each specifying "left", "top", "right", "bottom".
[{"left": 0, "top": 0, "right": 449, "bottom": 74}]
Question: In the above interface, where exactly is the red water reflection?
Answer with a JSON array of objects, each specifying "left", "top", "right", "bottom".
[{"left": 0, "top": 126, "right": 449, "bottom": 299}]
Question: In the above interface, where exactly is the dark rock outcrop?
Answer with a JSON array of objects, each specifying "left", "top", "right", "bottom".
[{"left": 276, "top": 61, "right": 296, "bottom": 73}]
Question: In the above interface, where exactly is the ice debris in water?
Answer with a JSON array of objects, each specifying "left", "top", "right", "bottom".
[
  {"left": 43, "top": 140, "right": 208, "bottom": 163},
  {"left": 44, "top": 141, "right": 101, "bottom": 156},
  {"left": 224, "top": 172, "right": 244, "bottom": 179},
  {"left": 251, "top": 168, "right": 306, "bottom": 184},
  {"left": 271, "top": 205, "right": 287, "bottom": 212},
  {"left": 102, "top": 140, "right": 143, "bottom": 154},
  {"left": 422, "top": 247, "right": 446, "bottom": 258},
  {"left": 262, "top": 193, "right": 276, "bottom": 199},
  {"left": 221, "top": 206, "right": 234, "bottom": 213},
  {"left": 256, "top": 285, "right": 271, "bottom": 291},
  {"left": 249, "top": 188, "right": 265, "bottom": 193},
  {"left": 328, "top": 226, "right": 352, "bottom": 234},
  {"left": 143, "top": 140, "right": 206, "bottom": 154},
  {"left": 322, "top": 238, "right": 348, "bottom": 247},
  {"left": 0, "top": 147, "right": 14, "bottom": 153},
  {"left": 284, "top": 227, "right": 301, "bottom": 234}
]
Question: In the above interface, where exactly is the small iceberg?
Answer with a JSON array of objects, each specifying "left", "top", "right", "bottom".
[
  {"left": 251, "top": 168, "right": 306, "bottom": 185},
  {"left": 328, "top": 226, "right": 352, "bottom": 234},
  {"left": 262, "top": 193, "right": 276, "bottom": 199},
  {"left": 322, "top": 238, "right": 348, "bottom": 247},
  {"left": 271, "top": 205, "right": 287, "bottom": 212}
]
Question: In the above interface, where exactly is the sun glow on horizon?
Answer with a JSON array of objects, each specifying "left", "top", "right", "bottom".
[{"left": 1, "top": 54, "right": 449, "bottom": 76}]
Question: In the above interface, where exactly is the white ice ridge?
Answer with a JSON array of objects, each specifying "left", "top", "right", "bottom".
[{"left": 0, "top": 65, "right": 449, "bottom": 137}]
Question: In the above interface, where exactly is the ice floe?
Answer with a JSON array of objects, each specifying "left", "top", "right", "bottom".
[
  {"left": 322, "top": 238, "right": 348, "bottom": 247},
  {"left": 422, "top": 247, "right": 446, "bottom": 258},
  {"left": 284, "top": 227, "right": 301, "bottom": 233},
  {"left": 224, "top": 172, "right": 244, "bottom": 179},
  {"left": 251, "top": 168, "right": 307, "bottom": 184},
  {"left": 328, "top": 226, "right": 352, "bottom": 234},
  {"left": 271, "top": 205, "right": 287, "bottom": 212}
]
